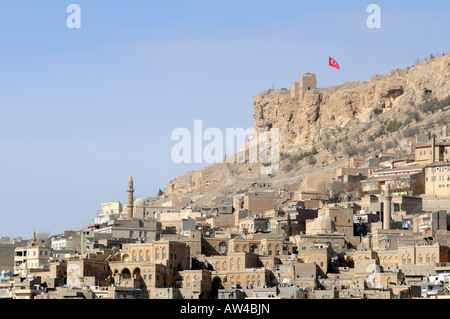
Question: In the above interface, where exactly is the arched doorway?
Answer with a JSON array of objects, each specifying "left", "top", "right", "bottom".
[{"left": 122, "top": 268, "right": 131, "bottom": 279}]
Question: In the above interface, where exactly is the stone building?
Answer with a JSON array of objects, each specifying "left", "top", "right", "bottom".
[
  {"left": 415, "top": 140, "right": 450, "bottom": 164},
  {"left": 322, "top": 206, "right": 354, "bottom": 238},
  {"left": 291, "top": 73, "right": 317, "bottom": 100},
  {"left": 424, "top": 161, "right": 450, "bottom": 197},
  {"left": 109, "top": 240, "right": 190, "bottom": 292},
  {"left": 66, "top": 250, "right": 119, "bottom": 288},
  {"left": 13, "top": 231, "right": 52, "bottom": 277},
  {"left": 361, "top": 164, "right": 425, "bottom": 197}
]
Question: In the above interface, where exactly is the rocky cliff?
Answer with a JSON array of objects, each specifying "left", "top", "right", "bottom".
[
  {"left": 156, "top": 54, "right": 450, "bottom": 205},
  {"left": 254, "top": 54, "right": 450, "bottom": 150}
]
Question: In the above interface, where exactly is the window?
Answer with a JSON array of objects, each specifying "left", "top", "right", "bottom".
[{"left": 129, "top": 231, "right": 134, "bottom": 238}]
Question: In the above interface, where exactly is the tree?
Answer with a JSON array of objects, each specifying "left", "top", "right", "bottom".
[
  {"left": 402, "top": 126, "right": 419, "bottom": 138},
  {"left": 322, "top": 140, "right": 332, "bottom": 152},
  {"left": 308, "top": 155, "right": 317, "bottom": 166},
  {"left": 385, "top": 119, "right": 402, "bottom": 133},
  {"left": 281, "top": 163, "right": 294, "bottom": 173},
  {"left": 405, "top": 110, "right": 421, "bottom": 123},
  {"left": 357, "top": 144, "right": 369, "bottom": 157},
  {"left": 319, "top": 180, "right": 345, "bottom": 203},
  {"left": 385, "top": 139, "right": 397, "bottom": 150},
  {"left": 444, "top": 96, "right": 450, "bottom": 107},
  {"left": 341, "top": 141, "right": 357, "bottom": 157},
  {"left": 341, "top": 181, "right": 362, "bottom": 201},
  {"left": 157, "top": 188, "right": 164, "bottom": 197}
]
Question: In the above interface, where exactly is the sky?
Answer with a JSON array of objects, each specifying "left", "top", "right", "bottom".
[{"left": 0, "top": 0, "right": 448, "bottom": 238}]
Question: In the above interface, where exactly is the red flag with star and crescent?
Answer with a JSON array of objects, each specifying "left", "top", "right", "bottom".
[{"left": 329, "top": 56, "right": 340, "bottom": 70}]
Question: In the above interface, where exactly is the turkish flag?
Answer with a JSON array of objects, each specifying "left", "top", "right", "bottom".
[{"left": 329, "top": 56, "right": 340, "bottom": 70}]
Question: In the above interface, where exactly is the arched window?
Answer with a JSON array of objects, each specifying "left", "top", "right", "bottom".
[
  {"left": 250, "top": 245, "right": 259, "bottom": 255},
  {"left": 219, "top": 242, "right": 228, "bottom": 254}
]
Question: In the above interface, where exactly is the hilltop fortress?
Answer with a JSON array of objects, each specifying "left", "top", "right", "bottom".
[
  {"left": 254, "top": 54, "right": 450, "bottom": 150},
  {"left": 291, "top": 73, "right": 317, "bottom": 100}
]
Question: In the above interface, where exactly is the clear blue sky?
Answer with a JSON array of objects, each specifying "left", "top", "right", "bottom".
[{"left": 0, "top": 0, "right": 448, "bottom": 238}]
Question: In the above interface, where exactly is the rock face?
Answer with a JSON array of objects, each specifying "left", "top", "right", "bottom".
[
  {"left": 253, "top": 54, "right": 450, "bottom": 150},
  {"left": 158, "top": 54, "right": 450, "bottom": 204}
]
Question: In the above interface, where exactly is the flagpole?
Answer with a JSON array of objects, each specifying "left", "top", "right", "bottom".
[{"left": 327, "top": 64, "right": 330, "bottom": 88}]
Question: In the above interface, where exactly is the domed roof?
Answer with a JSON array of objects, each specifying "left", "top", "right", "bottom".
[
  {"left": 134, "top": 198, "right": 146, "bottom": 207},
  {"left": 311, "top": 214, "right": 336, "bottom": 234}
]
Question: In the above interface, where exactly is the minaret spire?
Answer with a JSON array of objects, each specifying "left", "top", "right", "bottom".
[
  {"left": 31, "top": 228, "right": 37, "bottom": 245},
  {"left": 127, "top": 175, "right": 134, "bottom": 219},
  {"left": 383, "top": 183, "right": 392, "bottom": 230}
]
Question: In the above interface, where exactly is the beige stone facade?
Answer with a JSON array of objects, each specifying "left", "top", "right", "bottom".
[{"left": 424, "top": 161, "right": 450, "bottom": 197}]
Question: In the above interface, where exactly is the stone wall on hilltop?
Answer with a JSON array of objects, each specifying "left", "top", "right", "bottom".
[{"left": 253, "top": 54, "right": 450, "bottom": 150}]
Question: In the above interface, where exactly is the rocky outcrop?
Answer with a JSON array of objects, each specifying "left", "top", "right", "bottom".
[
  {"left": 253, "top": 54, "right": 450, "bottom": 150},
  {"left": 156, "top": 54, "right": 450, "bottom": 205}
]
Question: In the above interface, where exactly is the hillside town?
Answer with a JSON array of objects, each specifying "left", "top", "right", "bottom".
[{"left": 1, "top": 124, "right": 450, "bottom": 300}]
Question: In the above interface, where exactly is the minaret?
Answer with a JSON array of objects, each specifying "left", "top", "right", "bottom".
[
  {"left": 31, "top": 229, "right": 37, "bottom": 246},
  {"left": 431, "top": 136, "right": 436, "bottom": 163},
  {"left": 383, "top": 184, "right": 392, "bottom": 230},
  {"left": 127, "top": 175, "right": 134, "bottom": 219}
]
